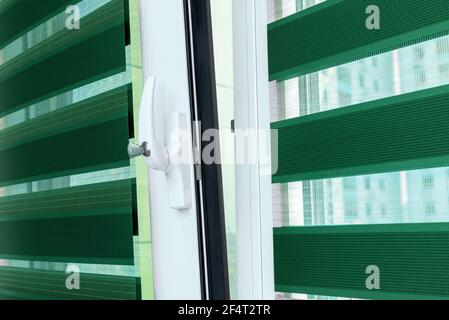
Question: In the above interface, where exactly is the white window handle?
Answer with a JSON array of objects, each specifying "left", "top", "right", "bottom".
[
  {"left": 138, "top": 76, "right": 171, "bottom": 172},
  {"left": 129, "top": 76, "right": 192, "bottom": 210}
]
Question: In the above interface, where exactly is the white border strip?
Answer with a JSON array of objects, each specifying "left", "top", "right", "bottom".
[{"left": 233, "top": 0, "right": 275, "bottom": 300}]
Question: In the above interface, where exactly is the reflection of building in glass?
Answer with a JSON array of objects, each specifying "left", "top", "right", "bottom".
[
  {"left": 398, "top": 39, "right": 449, "bottom": 223},
  {"left": 269, "top": 0, "right": 449, "bottom": 227},
  {"left": 270, "top": 0, "right": 449, "bottom": 301},
  {"left": 0, "top": 0, "right": 137, "bottom": 277}
]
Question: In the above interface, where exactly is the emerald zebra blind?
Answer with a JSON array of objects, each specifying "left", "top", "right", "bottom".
[
  {"left": 0, "top": 0, "right": 76, "bottom": 49},
  {"left": 268, "top": 0, "right": 449, "bottom": 81},
  {"left": 269, "top": 0, "right": 449, "bottom": 300},
  {"left": 0, "top": 0, "right": 140, "bottom": 300}
]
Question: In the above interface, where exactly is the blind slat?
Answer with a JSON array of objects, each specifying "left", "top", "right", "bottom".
[
  {"left": 0, "top": 0, "right": 139, "bottom": 300},
  {"left": 274, "top": 223, "right": 449, "bottom": 300},
  {"left": 272, "top": 84, "right": 449, "bottom": 183},
  {"left": 0, "top": 85, "right": 132, "bottom": 187},
  {"left": 0, "top": 179, "right": 135, "bottom": 265},
  {"left": 0, "top": 0, "right": 126, "bottom": 117},
  {"left": 0, "top": 267, "right": 139, "bottom": 300},
  {"left": 0, "top": 0, "right": 75, "bottom": 48}
]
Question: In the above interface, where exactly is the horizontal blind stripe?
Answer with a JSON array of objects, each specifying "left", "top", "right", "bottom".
[
  {"left": 268, "top": 0, "right": 449, "bottom": 81},
  {"left": 0, "top": 85, "right": 130, "bottom": 150},
  {"left": 0, "top": 0, "right": 75, "bottom": 48},
  {"left": 0, "top": 119, "right": 130, "bottom": 187},
  {"left": 0, "top": 0, "right": 126, "bottom": 117},
  {"left": 0, "top": 179, "right": 135, "bottom": 265},
  {"left": 0, "top": 0, "right": 139, "bottom": 299},
  {"left": 0, "top": 85, "right": 131, "bottom": 186},
  {"left": 274, "top": 223, "right": 449, "bottom": 299},
  {"left": 0, "top": 267, "right": 138, "bottom": 300},
  {"left": 272, "top": 84, "right": 449, "bottom": 183},
  {"left": 0, "top": 0, "right": 125, "bottom": 82},
  {"left": 0, "top": 179, "right": 133, "bottom": 221},
  {"left": 0, "top": 0, "right": 17, "bottom": 16},
  {"left": 0, "top": 213, "right": 133, "bottom": 264}
]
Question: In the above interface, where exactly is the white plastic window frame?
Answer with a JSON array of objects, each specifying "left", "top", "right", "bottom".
[{"left": 233, "top": 0, "right": 275, "bottom": 300}]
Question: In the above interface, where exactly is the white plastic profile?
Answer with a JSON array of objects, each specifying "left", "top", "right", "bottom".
[
  {"left": 138, "top": 0, "right": 201, "bottom": 299},
  {"left": 233, "top": 0, "right": 275, "bottom": 299}
]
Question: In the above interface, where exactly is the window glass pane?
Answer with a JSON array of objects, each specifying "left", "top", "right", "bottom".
[
  {"left": 268, "top": 0, "right": 449, "bottom": 300},
  {"left": 0, "top": 0, "right": 111, "bottom": 66},
  {"left": 211, "top": 0, "right": 237, "bottom": 299},
  {"left": 273, "top": 167, "right": 449, "bottom": 227},
  {"left": 268, "top": 0, "right": 326, "bottom": 24},
  {"left": 270, "top": 36, "right": 449, "bottom": 123},
  {"left": 0, "top": 0, "right": 152, "bottom": 300}
]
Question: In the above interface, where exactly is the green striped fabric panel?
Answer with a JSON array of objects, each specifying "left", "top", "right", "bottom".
[
  {"left": 0, "top": 0, "right": 75, "bottom": 48},
  {"left": 269, "top": 0, "right": 449, "bottom": 300},
  {"left": 268, "top": 0, "right": 449, "bottom": 81},
  {"left": 0, "top": 267, "right": 139, "bottom": 300},
  {"left": 0, "top": 85, "right": 131, "bottom": 187},
  {"left": 0, "top": 179, "right": 135, "bottom": 265},
  {"left": 0, "top": 0, "right": 126, "bottom": 116},
  {"left": 0, "top": 0, "right": 139, "bottom": 300},
  {"left": 272, "top": 84, "right": 449, "bottom": 183},
  {"left": 274, "top": 223, "right": 449, "bottom": 299}
]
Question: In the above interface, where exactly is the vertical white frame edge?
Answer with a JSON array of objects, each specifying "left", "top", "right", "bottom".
[
  {"left": 233, "top": 0, "right": 275, "bottom": 300},
  {"left": 139, "top": 0, "right": 202, "bottom": 300}
]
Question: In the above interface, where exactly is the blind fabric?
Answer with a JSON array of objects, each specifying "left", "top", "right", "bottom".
[
  {"left": 0, "top": 85, "right": 132, "bottom": 186},
  {"left": 269, "top": 0, "right": 449, "bottom": 299},
  {"left": 273, "top": 84, "right": 449, "bottom": 183},
  {"left": 0, "top": 0, "right": 126, "bottom": 116},
  {"left": 0, "top": 0, "right": 139, "bottom": 300},
  {"left": 0, "top": 179, "right": 135, "bottom": 265},
  {"left": 268, "top": 0, "right": 449, "bottom": 81},
  {"left": 0, "top": 267, "right": 139, "bottom": 300},
  {"left": 274, "top": 223, "right": 449, "bottom": 300},
  {"left": 0, "top": 0, "right": 75, "bottom": 48}
]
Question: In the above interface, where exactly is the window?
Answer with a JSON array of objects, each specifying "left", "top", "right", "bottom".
[
  {"left": 373, "top": 80, "right": 379, "bottom": 93},
  {"left": 414, "top": 47, "right": 425, "bottom": 59},
  {"left": 423, "top": 174, "right": 434, "bottom": 189},
  {"left": 359, "top": 74, "right": 365, "bottom": 88},
  {"left": 322, "top": 89, "right": 328, "bottom": 105},
  {"left": 338, "top": 92, "right": 351, "bottom": 106},
  {"left": 425, "top": 202, "right": 436, "bottom": 215},
  {"left": 343, "top": 177, "right": 357, "bottom": 190},
  {"left": 0, "top": 0, "right": 151, "bottom": 300},
  {"left": 337, "top": 68, "right": 351, "bottom": 84},
  {"left": 414, "top": 66, "right": 426, "bottom": 85},
  {"left": 366, "top": 203, "right": 372, "bottom": 217},
  {"left": 345, "top": 201, "right": 358, "bottom": 219},
  {"left": 269, "top": 0, "right": 449, "bottom": 300},
  {"left": 381, "top": 204, "right": 387, "bottom": 217},
  {"left": 439, "top": 64, "right": 449, "bottom": 80},
  {"left": 364, "top": 177, "right": 371, "bottom": 190},
  {"left": 437, "top": 38, "right": 449, "bottom": 55},
  {"left": 210, "top": 0, "right": 238, "bottom": 298},
  {"left": 379, "top": 179, "right": 385, "bottom": 191}
]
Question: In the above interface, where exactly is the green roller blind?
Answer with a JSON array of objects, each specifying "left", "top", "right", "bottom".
[
  {"left": 274, "top": 224, "right": 449, "bottom": 300},
  {"left": 268, "top": 0, "right": 449, "bottom": 81},
  {"left": 269, "top": 0, "right": 449, "bottom": 300},
  {"left": 0, "top": 0, "right": 139, "bottom": 300},
  {"left": 0, "top": 85, "right": 131, "bottom": 186},
  {"left": 0, "top": 179, "right": 135, "bottom": 265},
  {"left": 273, "top": 84, "right": 449, "bottom": 184},
  {"left": 0, "top": 0, "right": 126, "bottom": 116},
  {"left": 0, "top": 0, "right": 76, "bottom": 48},
  {"left": 0, "top": 267, "right": 139, "bottom": 300}
]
